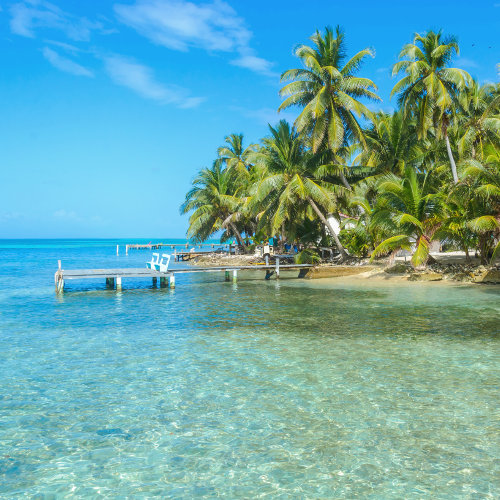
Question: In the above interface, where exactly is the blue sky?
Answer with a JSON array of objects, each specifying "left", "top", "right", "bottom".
[{"left": 1, "top": 0, "right": 499, "bottom": 238}]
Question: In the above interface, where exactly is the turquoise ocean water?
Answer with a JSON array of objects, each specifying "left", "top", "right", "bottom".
[{"left": 0, "top": 239, "right": 499, "bottom": 498}]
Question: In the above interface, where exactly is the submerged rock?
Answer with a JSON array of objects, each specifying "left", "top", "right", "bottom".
[
  {"left": 384, "top": 263, "right": 410, "bottom": 274},
  {"left": 304, "top": 265, "right": 378, "bottom": 279},
  {"left": 473, "top": 269, "right": 500, "bottom": 284},
  {"left": 409, "top": 272, "right": 444, "bottom": 281}
]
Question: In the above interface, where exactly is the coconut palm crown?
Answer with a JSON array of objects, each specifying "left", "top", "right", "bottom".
[
  {"left": 391, "top": 30, "right": 472, "bottom": 182},
  {"left": 279, "top": 26, "right": 380, "bottom": 154}
]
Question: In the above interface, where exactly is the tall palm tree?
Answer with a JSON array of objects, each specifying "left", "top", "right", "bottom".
[
  {"left": 456, "top": 81, "right": 500, "bottom": 160},
  {"left": 181, "top": 161, "right": 246, "bottom": 248},
  {"left": 391, "top": 30, "right": 472, "bottom": 183},
  {"left": 370, "top": 167, "right": 443, "bottom": 267},
  {"left": 250, "top": 120, "right": 349, "bottom": 260},
  {"left": 217, "top": 133, "right": 257, "bottom": 180},
  {"left": 279, "top": 26, "right": 380, "bottom": 188}
]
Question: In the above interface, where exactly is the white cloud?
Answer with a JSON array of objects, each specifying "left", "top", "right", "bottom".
[
  {"left": 53, "top": 209, "right": 78, "bottom": 219},
  {"left": 103, "top": 55, "right": 204, "bottom": 107},
  {"left": 10, "top": 1, "right": 105, "bottom": 41},
  {"left": 0, "top": 211, "right": 23, "bottom": 221},
  {"left": 231, "top": 54, "right": 276, "bottom": 77},
  {"left": 44, "top": 39, "right": 83, "bottom": 54},
  {"left": 114, "top": 0, "right": 274, "bottom": 75},
  {"left": 455, "top": 57, "right": 478, "bottom": 69},
  {"left": 43, "top": 47, "right": 94, "bottom": 77}
]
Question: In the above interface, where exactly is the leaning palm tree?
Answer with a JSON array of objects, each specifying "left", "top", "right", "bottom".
[
  {"left": 180, "top": 161, "right": 246, "bottom": 248},
  {"left": 370, "top": 167, "right": 443, "bottom": 267},
  {"left": 391, "top": 30, "right": 472, "bottom": 183},
  {"left": 250, "top": 120, "right": 349, "bottom": 260},
  {"left": 279, "top": 26, "right": 380, "bottom": 188},
  {"left": 217, "top": 133, "right": 258, "bottom": 180}
]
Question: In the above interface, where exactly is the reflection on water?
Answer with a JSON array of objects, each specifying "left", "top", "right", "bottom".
[{"left": 0, "top": 241, "right": 499, "bottom": 498}]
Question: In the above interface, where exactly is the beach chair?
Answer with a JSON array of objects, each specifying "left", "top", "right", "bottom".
[{"left": 156, "top": 254, "right": 171, "bottom": 272}]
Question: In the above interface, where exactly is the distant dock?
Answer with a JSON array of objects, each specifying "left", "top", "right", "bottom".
[
  {"left": 54, "top": 260, "right": 313, "bottom": 293},
  {"left": 121, "top": 242, "right": 235, "bottom": 256}
]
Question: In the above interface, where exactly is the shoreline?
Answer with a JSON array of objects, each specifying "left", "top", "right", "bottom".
[{"left": 191, "top": 252, "right": 500, "bottom": 285}]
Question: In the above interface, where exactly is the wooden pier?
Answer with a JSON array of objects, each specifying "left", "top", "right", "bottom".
[
  {"left": 54, "top": 260, "right": 313, "bottom": 293},
  {"left": 123, "top": 242, "right": 234, "bottom": 254}
]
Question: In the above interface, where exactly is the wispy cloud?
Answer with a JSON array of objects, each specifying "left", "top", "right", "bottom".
[
  {"left": 103, "top": 55, "right": 204, "bottom": 108},
  {"left": 232, "top": 106, "right": 296, "bottom": 126},
  {"left": 114, "top": 0, "right": 275, "bottom": 75},
  {"left": 0, "top": 211, "right": 24, "bottom": 221},
  {"left": 455, "top": 57, "right": 478, "bottom": 69},
  {"left": 53, "top": 209, "right": 79, "bottom": 219},
  {"left": 43, "top": 47, "right": 94, "bottom": 77},
  {"left": 53, "top": 209, "right": 108, "bottom": 226},
  {"left": 10, "top": 1, "right": 105, "bottom": 41},
  {"left": 44, "top": 39, "right": 83, "bottom": 54},
  {"left": 231, "top": 54, "right": 276, "bottom": 76}
]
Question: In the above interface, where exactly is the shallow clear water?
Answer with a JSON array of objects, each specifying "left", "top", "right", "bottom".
[{"left": 0, "top": 240, "right": 499, "bottom": 498}]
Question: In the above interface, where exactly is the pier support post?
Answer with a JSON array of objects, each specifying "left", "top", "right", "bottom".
[
  {"left": 126, "top": 245, "right": 129, "bottom": 255},
  {"left": 276, "top": 258, "right": 280, "bottom": 279},
  {"left": 169, "top": 274, "right": 175, "bottom": 289},
  {"left": 152, "top": 277, "right": 157, "bottom": 287},
  {"left": 233, "top": 269, "right": 237, "bottom": 282},
  {"left": 225, "top": 270, "right": 230, "bottom": 282},
  {"left": 116, "top": 245, "right": 119, "bottom": 256},
  {"left": 116, "top": 277, "right": 122, "bottom": 290},
  {"left": 160, "top": 277, "right": 167, "bottom": 288},
  {"left": 106, "top": 277, "right": 115, "bottom": 289},
  {"left": 55, "top": 275, "right": 64, "bottom": 293},
  {"left": 265, "top": 255, "right": 269, "bottom": 266}
]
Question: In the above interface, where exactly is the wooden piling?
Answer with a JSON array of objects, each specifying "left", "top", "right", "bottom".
[
  {"left": 225, "top": 270, "right": 230, "bottom": 282},
  {"left": 116, "top": 276, "right": 122, "bottom": 290},
  {"left": 233, "top": 269, "right": 237, "bottom": 282},
  {"left": 169, "top": 275, "right": 175, "bottom": 288},
  {"left": 276, "top": 258, "right": 280, "bottom": 279}
]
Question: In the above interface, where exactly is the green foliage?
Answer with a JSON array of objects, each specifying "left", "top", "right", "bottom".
[
  {"left": 180, "top": 27, "right": 500, "bottom": 269},
  {"left": 294, "top": 248, "right": 321, "bottom": 264}
]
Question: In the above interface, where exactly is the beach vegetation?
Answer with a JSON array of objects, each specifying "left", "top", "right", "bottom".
[{"left": 181, "top": 27, "right": 500, "bottom": 268}]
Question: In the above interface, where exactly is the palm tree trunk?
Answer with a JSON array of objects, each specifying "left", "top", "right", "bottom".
[
  {"left": 307, "top": 197, "right": 348, "bottom": 261},
  {"left": 339, "top": 172, "right": 352, "bottom": 190},
  {"left": 444, "top": 131, "right": 459, "bottom": 184},
  {"left": 228, "top": 221, "right": 245, "bottom": 249}
]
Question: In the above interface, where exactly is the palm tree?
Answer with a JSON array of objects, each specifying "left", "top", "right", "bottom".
[
  {"left": 454, "top": 157, "right": 500, "bottom": 263},
  {"left": 250, "top": 120, "right": 349, "bottom": 260},
  {"left": 359, "top": 110, "right": 421, "bottom": 175},
  {"left": 370, "top": 167, "right": 443, "bottom": 267},
  {"left": 180, "top": 161, "right": 246, "bottom": 248},
  {"left": 391, "top": 30, "right": 472, "bottom": 183},
  {"left": 279, "top": 26, "right": 380, "bottom": 189},
  {"left": 217, "top": 133, "right": 257, "bottom": 180},
  {"left": 456, "top": 81, "right": 500, "bottom": 160}
]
